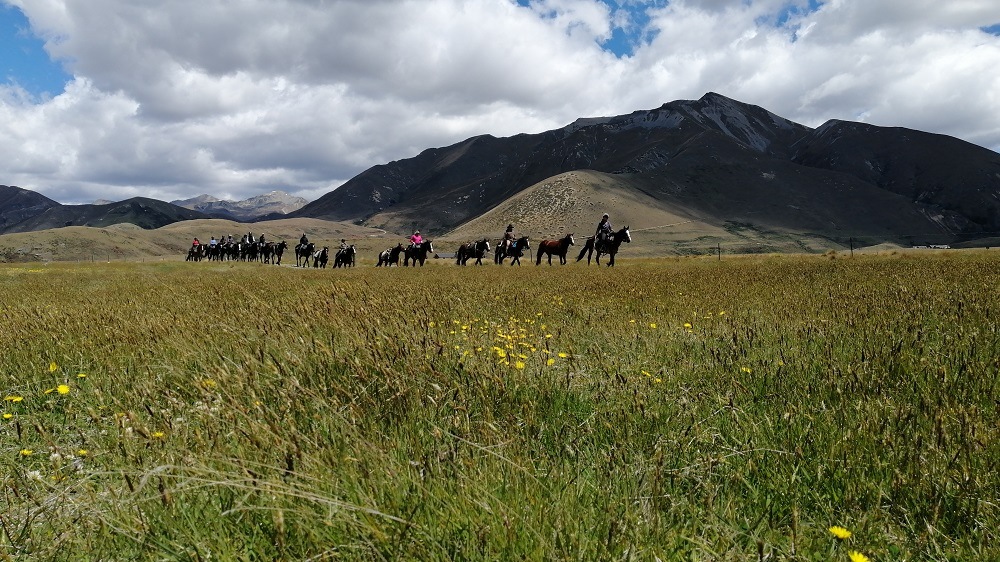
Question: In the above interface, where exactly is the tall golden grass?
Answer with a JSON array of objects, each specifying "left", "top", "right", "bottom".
[{"left": 1, "top": 254, "right": 997, "bottom": 560}]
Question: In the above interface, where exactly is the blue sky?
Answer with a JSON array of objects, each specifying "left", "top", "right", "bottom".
[
  {"left": 0, "top": 5, "right": 70, "bottom": 98},
  {"left": 2, "top": 0, "right": 1000, "bottom": 205}
]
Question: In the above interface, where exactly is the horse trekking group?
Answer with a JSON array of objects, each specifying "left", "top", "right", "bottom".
[
  {"left": 185, "top": 214, "right": 631, "bottom": 269},
  {"left": 185, "top": 232, "right": 354, "bottom": 268},
  {"left": 186, "top": 234, "right": 289, "bottom": 265}
]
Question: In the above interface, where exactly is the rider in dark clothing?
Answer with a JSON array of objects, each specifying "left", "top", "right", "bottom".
[
  {"left": 502, "top": 224, "right": 516, "bottom": 251},
  {"left": 299, "top": 233, "right": 309, "bottom": 246},
  {"left": 595, "top": 214, "right": 613, "bottom": 244}
]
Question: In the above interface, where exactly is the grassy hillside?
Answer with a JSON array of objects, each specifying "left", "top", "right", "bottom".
[
  {"left": 0, "top": 218, "right": 393, "bottom": 263},
  {"left": 443, "top": 170, "right": 853, "bottom": 257},
  {"left": 1, "top": 254, "right": 997, "bottom": 560}
]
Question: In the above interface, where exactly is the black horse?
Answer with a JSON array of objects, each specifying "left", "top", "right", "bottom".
[
  {"left": 272, "top": 240, "right": 288, "bottom": 265},
  {"left": 186, "top": 244, "right": 205, "bottom": 261},
  {"left": 404, "top": 240, "right": 434, "bottom": 267},
  {"left": 536, "top": 233, "right": 575, "bottom": 265},
  {"left": 376, "top": 243, "right": 404, "bottom": 267},
  {"left": 577, "top": 226, "right": 631, "bottom": 266},
  {"left": 495, "top": 236, "right": 530, "bottom": 266},
  {"left": 334, "top": 245, "right": 356, "bottom": 268},
  {"left": 295, "top": 242, "right": 315, "bottom": 267},
  {"left": 456, "top": 239, "right": 491, "bottom": 265},
  {"left": 314, "top": 247, "right": 329, "bottom": 268}
]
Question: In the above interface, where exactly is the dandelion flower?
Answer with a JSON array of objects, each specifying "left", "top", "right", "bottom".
[
  {"left": 4, "top": 395, "right": 23, "bottom": 403},
  {"left": 719, "top": 311, "right": 726, "bottom": 315},
  {"left": 829, "top": 526, "right": 852, "bottom": 540},
  {"left": 57, "top": 384, "right": 70, "bottom": 395},
  {"left": 43, "top": 388, "right": 55, "bottom": 394},
  {"left": 20, "top": 449, "right": 33, "bottom": 456},
  {"left": 546, "top": 358, "right": 555, "bottom": 366},
  {"left": 740, "top": 366, "right": 753, "bottom": 374},
  {"left": 683, "top": 322, "right": 692, "bottom": 329},
  {"left": 514, "top": 361, "right": 526, "bottom": 370},
  {"left": 3, "top": 413, "right": 12, "bottom": 420},
  {"left": 151, "top": 431, "right": 165, "bottom": 439},
  {"left": 848, "top": 552, "right": 870, "bottom": 562},
  {"left": 649, "top": 323, "right": 657, "bottom": 329},
  {"left": 77, "top": 373, "right": 87, "bottom": 378},
  {"left": 558, "top": 352, "right": 568, "bottom": 358},
  {"left": 49, "top": 362, "right": 58, "bottom": 372},
  {"left": 78, "top": 449, "right": 88, "bottom": 456}
]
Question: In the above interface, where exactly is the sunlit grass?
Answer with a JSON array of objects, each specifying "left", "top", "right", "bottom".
[{"left": 0, "top": 254, "right": 998, "bottom": 560}]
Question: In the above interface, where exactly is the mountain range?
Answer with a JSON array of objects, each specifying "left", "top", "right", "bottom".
[
  {"left": 170, "top": 191, "right": 308, "bottom": 221},
  {"left": 3, "top": 92, "right": 1000, "bottom": 250},
  {"left": 0, "top": 189, "right": 306, "bottom": 234},
  {"left": 291, "top": 92, "right": 1000, "bottom": 246}
]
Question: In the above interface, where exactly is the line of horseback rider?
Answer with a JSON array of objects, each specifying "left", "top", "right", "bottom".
[
  {"left": 493, "top": 213, "right": 613, "bottom": 254},
  {"left": 188, "top": 231, "right": 288, "bottom": 263}
]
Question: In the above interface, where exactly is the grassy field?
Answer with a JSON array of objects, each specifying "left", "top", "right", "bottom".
[{"left": 1, "top": 253, "right": 997, "bottom": 560}]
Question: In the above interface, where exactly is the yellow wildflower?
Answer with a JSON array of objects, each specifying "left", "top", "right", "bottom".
[
  {"left": 514, "top": 361, "right": 526, "bottom": 370},
  {"left": 848, "top": 552, "right": 869, "bottom": 562},
  {"left": 558, "top": 352, "right": 568, "bottom": 358},
  {"left": 77, "top": 449, "right": 88, "bottom": 456},
  {"left": 829, "top": 526, "right": 852, "bottom": 540},
  {"left": 546, "top": 358, "right": 555, "bottom": 366},
  {"left": 57, "top": 384, "right": 70, "bottom": 395},
  {"left": 151, "top": 431, "right": 166, "bottom": 439},
  {"left": 20, "top": 449, "right": 33, "bottom": 456},
  {"left": 649, "top": 323, "right": 657, "bottom": 329},
  {"left": 3, "top": 413, "right": 12, "bottom": 420},
  {"left": 683, "top": 322, "right": 692, "bottom": 329},
  {"left": 4, "top": 395, "right": 23, "bottom": 403},
  {"left": 49, "top": 362, "right": 58, "bottom": 372},
  {"left": 77, "top": 373, "right": 87, "bottom": 378}
]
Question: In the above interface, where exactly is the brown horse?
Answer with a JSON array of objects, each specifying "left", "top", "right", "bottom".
[{"left": 535, "top": 233, "right": 574, "bottom": 265}]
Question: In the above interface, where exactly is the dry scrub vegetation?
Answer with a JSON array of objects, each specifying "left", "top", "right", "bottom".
[{"left": 1, "top": 253, "right": 997, "bottom": 560}]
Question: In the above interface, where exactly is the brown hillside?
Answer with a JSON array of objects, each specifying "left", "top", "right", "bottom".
[
  {"left": 0, "top": 218, "right": 392, "bottom": 263},
  {"left": 441, "top": 170, "right": 844, "bottom": 256}
]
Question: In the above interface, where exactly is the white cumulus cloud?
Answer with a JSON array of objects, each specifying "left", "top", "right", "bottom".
[{"left": 0, "top": 0, "right": 998, "bottom": 204}]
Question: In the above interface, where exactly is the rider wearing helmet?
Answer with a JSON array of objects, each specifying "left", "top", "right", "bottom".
[{"left": 409, "top": 230, "right": 423, "bottom": 248}]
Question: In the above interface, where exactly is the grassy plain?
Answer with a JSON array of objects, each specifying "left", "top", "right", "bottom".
[{"left": 1, "top": 253, "right": 998, "bottom": 560}]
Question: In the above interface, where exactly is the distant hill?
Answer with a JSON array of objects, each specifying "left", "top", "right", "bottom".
[
  {"left": 292, "top": 92, "right": 998, "bottom": 247},
  {"left": 172, "top": 190, "right": 308, "bottom": 221},
  {"left": 1, "top": 197, "right": 209, "bottom": 234},
  {"left": 0, "top": 185, "right": 60, "bottom": 232}
]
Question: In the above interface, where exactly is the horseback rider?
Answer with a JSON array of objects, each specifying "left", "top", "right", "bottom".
[
  {"left": 595, "top": 213, "right": 613, "bottom": 247},
  {"left": 502, "top": 223, "right": 516, "bottom": 252},
  {"left": 339, "top": 238, "right": 348, "bottom": 251},
  {"left": 247, "top": 231, "right": 255, "bottom": 244},
  {"left": 209, "top": 236, "right": 217, "bottom": 248},
  {"left": 409, "top": 230, "right": 422, "bottom": 248},
  {"left": 192, "top": 237, "right": 200, "bottom": 247},
  {"left": 299, "top": 233, "right": 309, "bottom": 246}
]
